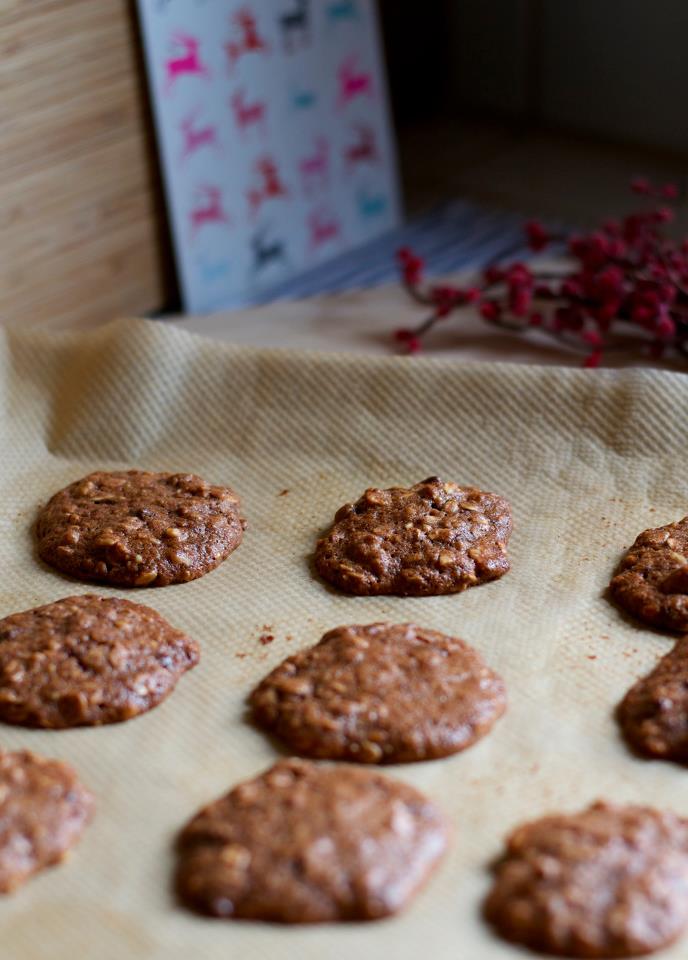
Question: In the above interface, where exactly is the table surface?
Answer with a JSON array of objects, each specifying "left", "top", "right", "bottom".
[{"left": 164, "top": 276, "right": 687, "bottom": 372}]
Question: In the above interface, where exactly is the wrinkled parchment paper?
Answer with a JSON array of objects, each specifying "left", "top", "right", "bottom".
[{"left": 1, "top": 317, "right": 688, "bottom": 960}]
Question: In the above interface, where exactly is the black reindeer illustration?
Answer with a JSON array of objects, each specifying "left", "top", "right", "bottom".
[
  {"left": 251, "top": 227, "right": 288, "bottom": 273},
  {"left": 278, "top": 0, "right": 310, "bottom": 52}
]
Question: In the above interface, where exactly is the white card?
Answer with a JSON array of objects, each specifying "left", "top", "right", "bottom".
[{"left": 137, "top": 0, "right": 402, "bottom": 312}]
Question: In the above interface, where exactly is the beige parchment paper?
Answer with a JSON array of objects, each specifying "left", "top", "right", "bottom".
[{"left": 1, "top": 317, "right": 688, "bottom": 960}]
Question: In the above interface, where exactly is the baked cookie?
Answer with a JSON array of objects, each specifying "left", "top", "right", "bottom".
[
  {"left": 609, "top": 517, "right": 688, "bottom": 631},
  {"left": 314, "top": 477, "right": 512, "bottom": 596},
  {"left": 250, "top": 622, "right": 506, "bottom": 763},
  {"left": 618, "top": 638, "right": 688, "bottom": 763},
  {"left": 37, "top": 470, "right": 245, "bottom": 587},
  {"left": 0, "top": 749, "right": 94, "bottom": 893},
  {"left": 484, "top": 801, "right": 688, "bottom": 958},
  {"left": 176, "top": 757, "right": 449, "bottom": 922},
  {"left": 0, "top": 595, "right": 199, "bottom": 728}
]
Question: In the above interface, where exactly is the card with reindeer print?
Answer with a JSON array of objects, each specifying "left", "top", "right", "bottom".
[{"left": 137, "top": 0, "right": 401, "bottom": 312}]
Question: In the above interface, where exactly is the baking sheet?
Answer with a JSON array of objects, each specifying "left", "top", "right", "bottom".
[{"left": 1, "top": 317, "right": 688, "bottom": 960}]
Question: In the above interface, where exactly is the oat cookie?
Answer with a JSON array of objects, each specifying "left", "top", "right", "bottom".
[
  {"left": 485, "top": 801, "right": 688, "bottom": 958},
  {"left": 0, "top": 750, "right": 94, "bottom": 893},
  {"left": 250, "top": 622, "right": 506, "bottom": 763},
  {"left": 609, "top": 517, "right": 688, "bottom": 631},
  {"left": 314, "top": 477, "right": 512, "bottom": 596},
  {"left": 618, "top": 638, "right": 688, "bottom": 763},
  {"left": 176, "top": 757, "right": 449, "bottom": 922},
  {"left": 37, "top": 470, "right": 245, "bottom": 587},
  {"left": 0, "top": 595, "right": 199, "bottom": 728}
]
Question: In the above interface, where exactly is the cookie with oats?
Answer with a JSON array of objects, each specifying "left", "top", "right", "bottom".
[
  {"left": 0, "top": 749, "right": 94, "bottom": 893},
  {"left": 314, "top": 477, "right": 512, "bottom": 596},
  {"left": 36, "top": 470, "right": 245, "bottom": 587},
  {"left": 250, "top": 622, "right": 506, "bottom": 763},
  {"left": 175, "top": 758, "right": 449, "bottom": 922},
  {"left": 0, "top": 594, "right": 199, "bottom": 728},
  {"left": 609, "top": 516, "right": 688, "bottom": 631},
  {"left": 485, "top": 801, "right": 688, "bottom": 958},
  {"left": 617, "top": 638, "right": 688, "bottom": 763}
]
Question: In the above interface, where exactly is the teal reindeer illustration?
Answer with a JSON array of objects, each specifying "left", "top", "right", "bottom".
[
  {"left": 326, "top": 0, "right": 359, "bottom": 23},
  {"left": 291, "top": 85, "right": 317, "bottom": 110},
  {"left": 357, "top": 187, "right": 387, "bottom": 220},
  {"left": 197, "top": 255, "right": 231, "bottom": 284}
]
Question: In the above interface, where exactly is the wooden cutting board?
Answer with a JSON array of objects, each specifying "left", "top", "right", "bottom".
[{"left": 0, "top": 0, "right": 173, "bottom": 329}]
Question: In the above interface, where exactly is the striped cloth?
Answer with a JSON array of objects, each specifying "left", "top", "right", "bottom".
[{"left": 243, "top": 199, "right": 535, "bottom": 304}]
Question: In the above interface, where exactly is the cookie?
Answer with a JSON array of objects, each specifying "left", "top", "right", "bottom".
[
  {"left": 618, "top": 638, "right": 688, "bottom": 763},
  {"left": 484, "top": 801, "right": 688, "bottom": 958},
  {"left": 609, "top": 517, "right": 688, "bottom": 631},
  {"left": 176, "top": 757, "right": 449, "bottom": 922},
  {"left": 0, "top": 595, "right": 199, "bottom": 728},
  {"left": 36, "top": 470, "right": 245, "bottom": 587},
  {"left": 0, "top": 749, "right": 94, "bottom": 893},
  {"left": 314, "top": 477, "right": 512, "bottom": 596},
  {"left": 250, "top": 622, "right": 506, "bottom": 763}
]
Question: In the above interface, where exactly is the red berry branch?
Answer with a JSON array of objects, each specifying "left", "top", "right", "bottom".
[{"left": 395, "top": 178, "right": 688, "bottom": 366}]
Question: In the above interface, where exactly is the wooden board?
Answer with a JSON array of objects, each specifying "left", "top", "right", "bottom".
[{"left": 0, "top": 0, "right": 172, "bottom": 329}]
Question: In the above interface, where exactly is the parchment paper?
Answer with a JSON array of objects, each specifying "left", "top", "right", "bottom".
[{"left": 1, "top": 317, "right": 688, "bottom": 960}]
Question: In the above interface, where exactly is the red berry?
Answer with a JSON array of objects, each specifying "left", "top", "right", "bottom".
[
  {"left": 661, "top": 183, "right": 679, "bottom": 200},
  {"left": 480, "top": 300, "right": 501, "bottom": 321},
  {"left": 525, "top": 220, "right": 549, "bottom": 252},
  {"left": 630, "top": 177, "right": 653, "bottom": 195}
]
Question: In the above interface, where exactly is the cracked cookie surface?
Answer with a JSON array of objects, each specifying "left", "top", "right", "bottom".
[
  {"left": 176, "top": 758, "right": 449, "bottom": 922},
  {"left": 609, "top": 517, "right": 688, "bottom": 631},
  {"left": 0, "top": 749, "right": 94, "bottom": 893},
  {"left": 250, "top": 622, "right": 506, "bottom": 763},
  {"left": 314, "top": 477, "right": 512, "bottom": 596},
  {"left": 37, "top": 470, "right": 245, "bottom": 587},
  {"left": 0, "top": 594, "right": 199, "bottom": 728}
]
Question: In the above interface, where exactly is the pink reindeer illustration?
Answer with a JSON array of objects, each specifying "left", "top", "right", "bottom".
[
  {"left": 308, "top": 208, "right": 341, "bottom": 251},
  {"left": 189, "top": 186, "right": 230, "bottom": 237},
  {"left": 247, "top": 157, "right": 288, "bottom": 217},
  {"left": 260, "top": 157, "right": 288, "bottom": 199},
  {"left": 230, "top": 89, "right": 267, "bottom": 135},
  {"left": 337, "top": 54, "right": 374, "bottom": 108},
  {"left": 344, "top": 124, "right": 378, "bottom": 170},
  {"left": 225, "top": 8, "right": 268, "bottom": 71},
  {"left": 299, "top": 137, "right": 329, "bottom": 193},
  {"left": 179, "top": 109, "right": 220, "bottom": 162},
  {"left": 164, "top": 32, "right": 210, "bottom": 93}
]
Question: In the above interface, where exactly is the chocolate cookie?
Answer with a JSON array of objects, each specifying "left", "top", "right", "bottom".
[
  {"left": 250, "top": 622, "right": 506, "bottom": 763},
  {"left": 0, "top": 595, "right": 199, "bottom": 728},
  {"left": 176, "top": 757, "right": 449, "bottom": 922},
  {"left": 618, "top": 638, "right": 688, "bottom": 762},
  {"left": 0, "top": 749, "right": 94, "bottom": 893},
  {"left": 609, "top": 517, "right": 688, "bottom": 631},
  {"left": 484, "top": 801, "right": 688, "bottom": 958},
  {"left": 36, "top": 470, "right": 245, "bottom": 587},
  {"left": 314, "top": 477, "right": 512, "bottom": 596}
]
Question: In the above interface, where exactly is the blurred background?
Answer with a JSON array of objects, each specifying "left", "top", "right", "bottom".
[{"left": 2, "top": 0, "right": 687, "bottom": 328}]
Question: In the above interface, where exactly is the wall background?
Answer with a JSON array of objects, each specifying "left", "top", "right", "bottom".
[{"left": 2, "top": 0, "right": 687, "bottom": 327}]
